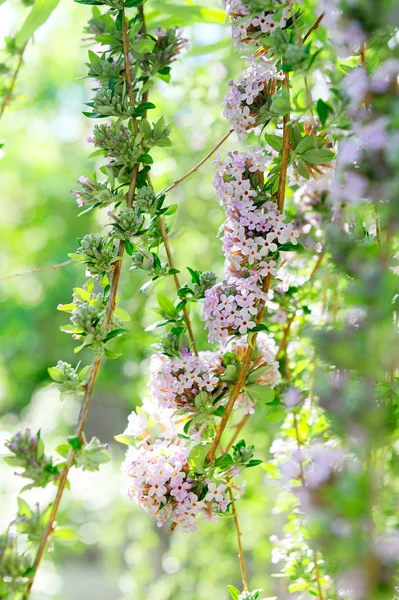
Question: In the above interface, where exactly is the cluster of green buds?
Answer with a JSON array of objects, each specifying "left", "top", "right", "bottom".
[
  {"left": 177, "top": 268, "right": 218, "bottom": 302},
  {"left": 90, "top": 86, "right": 134, "bottom": 118},
  {"left": 70, "top": 233, "right": 116, "bottom": 278},
  {"left": 135, "top": 185, "right": 156, "bottom": 213},
  {"left": 109, "top": 206, "right": 144, "bottom": 240},
  {"left": 4, "top": 428, "right": 59, "bottom": 488},
  {"left": 48, "top": 361, "right": 90, "bottom": 400}
]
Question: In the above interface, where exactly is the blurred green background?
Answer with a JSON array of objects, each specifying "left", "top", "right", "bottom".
[{"left": 0, "top": 2, "right": 286, "bottom": 598}]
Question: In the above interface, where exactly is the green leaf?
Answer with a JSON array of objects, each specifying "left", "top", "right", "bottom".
[
  {"left": 214, "top": 454, "right": 234, "bottom": 470},
  {"left": 114, "top": 433, "right": 136, "bottom": 446},
  {"left": 301, "top": 148, "right": 335, "bottom": 165},
  {"left": 157, "top": 293, "right": 177, "bottom": 319},
  {"left": 249, "top": 324, "right": 269, "bottom": 333},
  {"left": 221, "top": 364, "right": 239, "bottom": 382},
  {"left": 56, "top": 444, "right": 70, "bottom": 458},
  {"left": 228, "top": 585, "right": 240, "bottom": 600},
  {"left": 164, "top": 204, "right": 178, "bottom": 215},
  {"left": 3, "top": 456, "right": 26, "bottom": 467},
  {"left": 57, "top": 303, "right": 76, "bottom": 313},
  {"left": 52, "top": 526, "right": 79, "bottom": 542},
  {"left": 152, "top": 2, "right": 226, "bottom": 25},
  {"left": 114, "top": 307, "right": 131, "bottom": 322},
  {"left": 103, "top": 328, "right": 128, "bottom": 343},
  {"left": 87, "top": 50, "right": 101, "bottom": 66},
  {"left": 316, "top": 98, "right": 332, "bottom": 126},
  {"left": 74, "top": 0, "right": 103, "bottom": 4},
  {"left": 132, "top": 38, "right": 156, "bottom": 54},
  {"left": 186, "top": 267, "right": 201, "bottom": 284},
  {"left": 16, "top": 0, "right": 61, "bottom": 48},
  {"left": 115, "top": 10, "right": 123, "bottom": 31},
  {"left": 138, "top": 153, "right": 153, "bottom": 164},
  {"left": 294, "top": 135, "right": 322, "bottom": 155},
  {"left": 245, "top": 459, "right": 263, "bottom": 468},
  {"left": 247, "top": 384, "right": 275, "bottom": 404},
  {"left": 278, "top": 242, "right": 305, "bottom": 252},
  {"left": 47, "top": 367, "right": 65, "bottom": 383},
  {"left": 17, "top": 497, "right": 32, "bottom": 518},
  {"left": 104, "top": 348, "right": 121, "bottom": 359},
  {"left": 264, "top": 133, "right": 283, "bottom": 152},
  {"left": 188, "top": 444, "right": 210, "bottom": 474},
  {"left": 67, "top": 435, "right": 82, "bottom": 450}
]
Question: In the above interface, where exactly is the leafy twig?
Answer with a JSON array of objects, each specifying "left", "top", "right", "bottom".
[{"left": 26, "top": 5, "right": 142, "bottom": 592}]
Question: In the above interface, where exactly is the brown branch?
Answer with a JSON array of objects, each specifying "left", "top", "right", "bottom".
[
  {"left": 0, "top": 260, "right": 74, "bottom": 282},
  {"left": 162, "top": 129, "right": 234, "bottom": 195},
  {"left": 303, "top": 12, "right": 326, "bottom": 44},
  {"left": 277, "top": 74, "right": 291, "bottom": 213},
  {"left": 228, "top": 482, "right": 249, "bottom": 591},
  {"left": 0, "top": 43, "right": 27, "bottom": 121},
  {"left": 206, "top": 274, "right": 272, "bottom": 463},
  {"left": 224, "top": 414, "right": 250, "bottom": 455}
]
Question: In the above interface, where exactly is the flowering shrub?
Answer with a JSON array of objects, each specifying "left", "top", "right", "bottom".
[{"left": 1, "top": 0, "right": 399, "bottom": 598}]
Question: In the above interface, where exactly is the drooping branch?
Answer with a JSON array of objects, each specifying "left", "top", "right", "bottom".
[
  {"left": 206, "top": 72, "right": 293, "bottom": 464},
  {"left": 26, "top": 6, "right": 143, "bottom": 593}
]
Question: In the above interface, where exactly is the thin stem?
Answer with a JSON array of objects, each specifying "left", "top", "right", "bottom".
[
  {"left": 276, "top": 311, "right": 297, "bottom": 358},
  {"left": 0, "top": 43, "right": 27, "bottom": 121},
  {"left": 162, "top": 129, "right": 234, "bottom": 195},
  {"left": 376, "top": 215, "right": 381, "bottom": 250},
  {"left": 275, "top": 250, "right": 325, "bottom": 359},
  {"left": 228, "top": 483, "right": 249, "bottom": 591},
  {"left": 0, "top": 260, "right": 74, "bottom": 282},
  {"left": 292, "top": 411, "right": 324, "bottom": 600},
  {"left": 277, "top": 74, "right": 291, "bottom": 213},
  {"left": 302, "top": 12, "right": 325, "bottom": 44},
  {"left": 224, "top": 415, "right": 250, "bottom": 454},
  {"left": 360, "top": 43, "right": 366, "bottom": 69},
  {"left": 156, "top": 213, "right": 198, "bottom": 355}
]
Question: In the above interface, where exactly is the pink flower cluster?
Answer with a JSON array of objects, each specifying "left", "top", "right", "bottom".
[
  {"left": 223, "top": 0, "right": 291, "bottom": 46},
  {"left": 121, "top": 394, "right": 237, "bottom": 532},
  {"left": 122, "top": 437, "right": 230, "bottom": 532},
  {"left": 150, "top": 350, "right": 221, "bottom": 409},
  {"left": 203, "top": 150, "right": 299, "bottom": 346},
  {"left": 223, "top": 59, "right": 283, "bottom": 134},
  {"left": 204, "top": 278, "right": 265, "bottom": 344}
]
